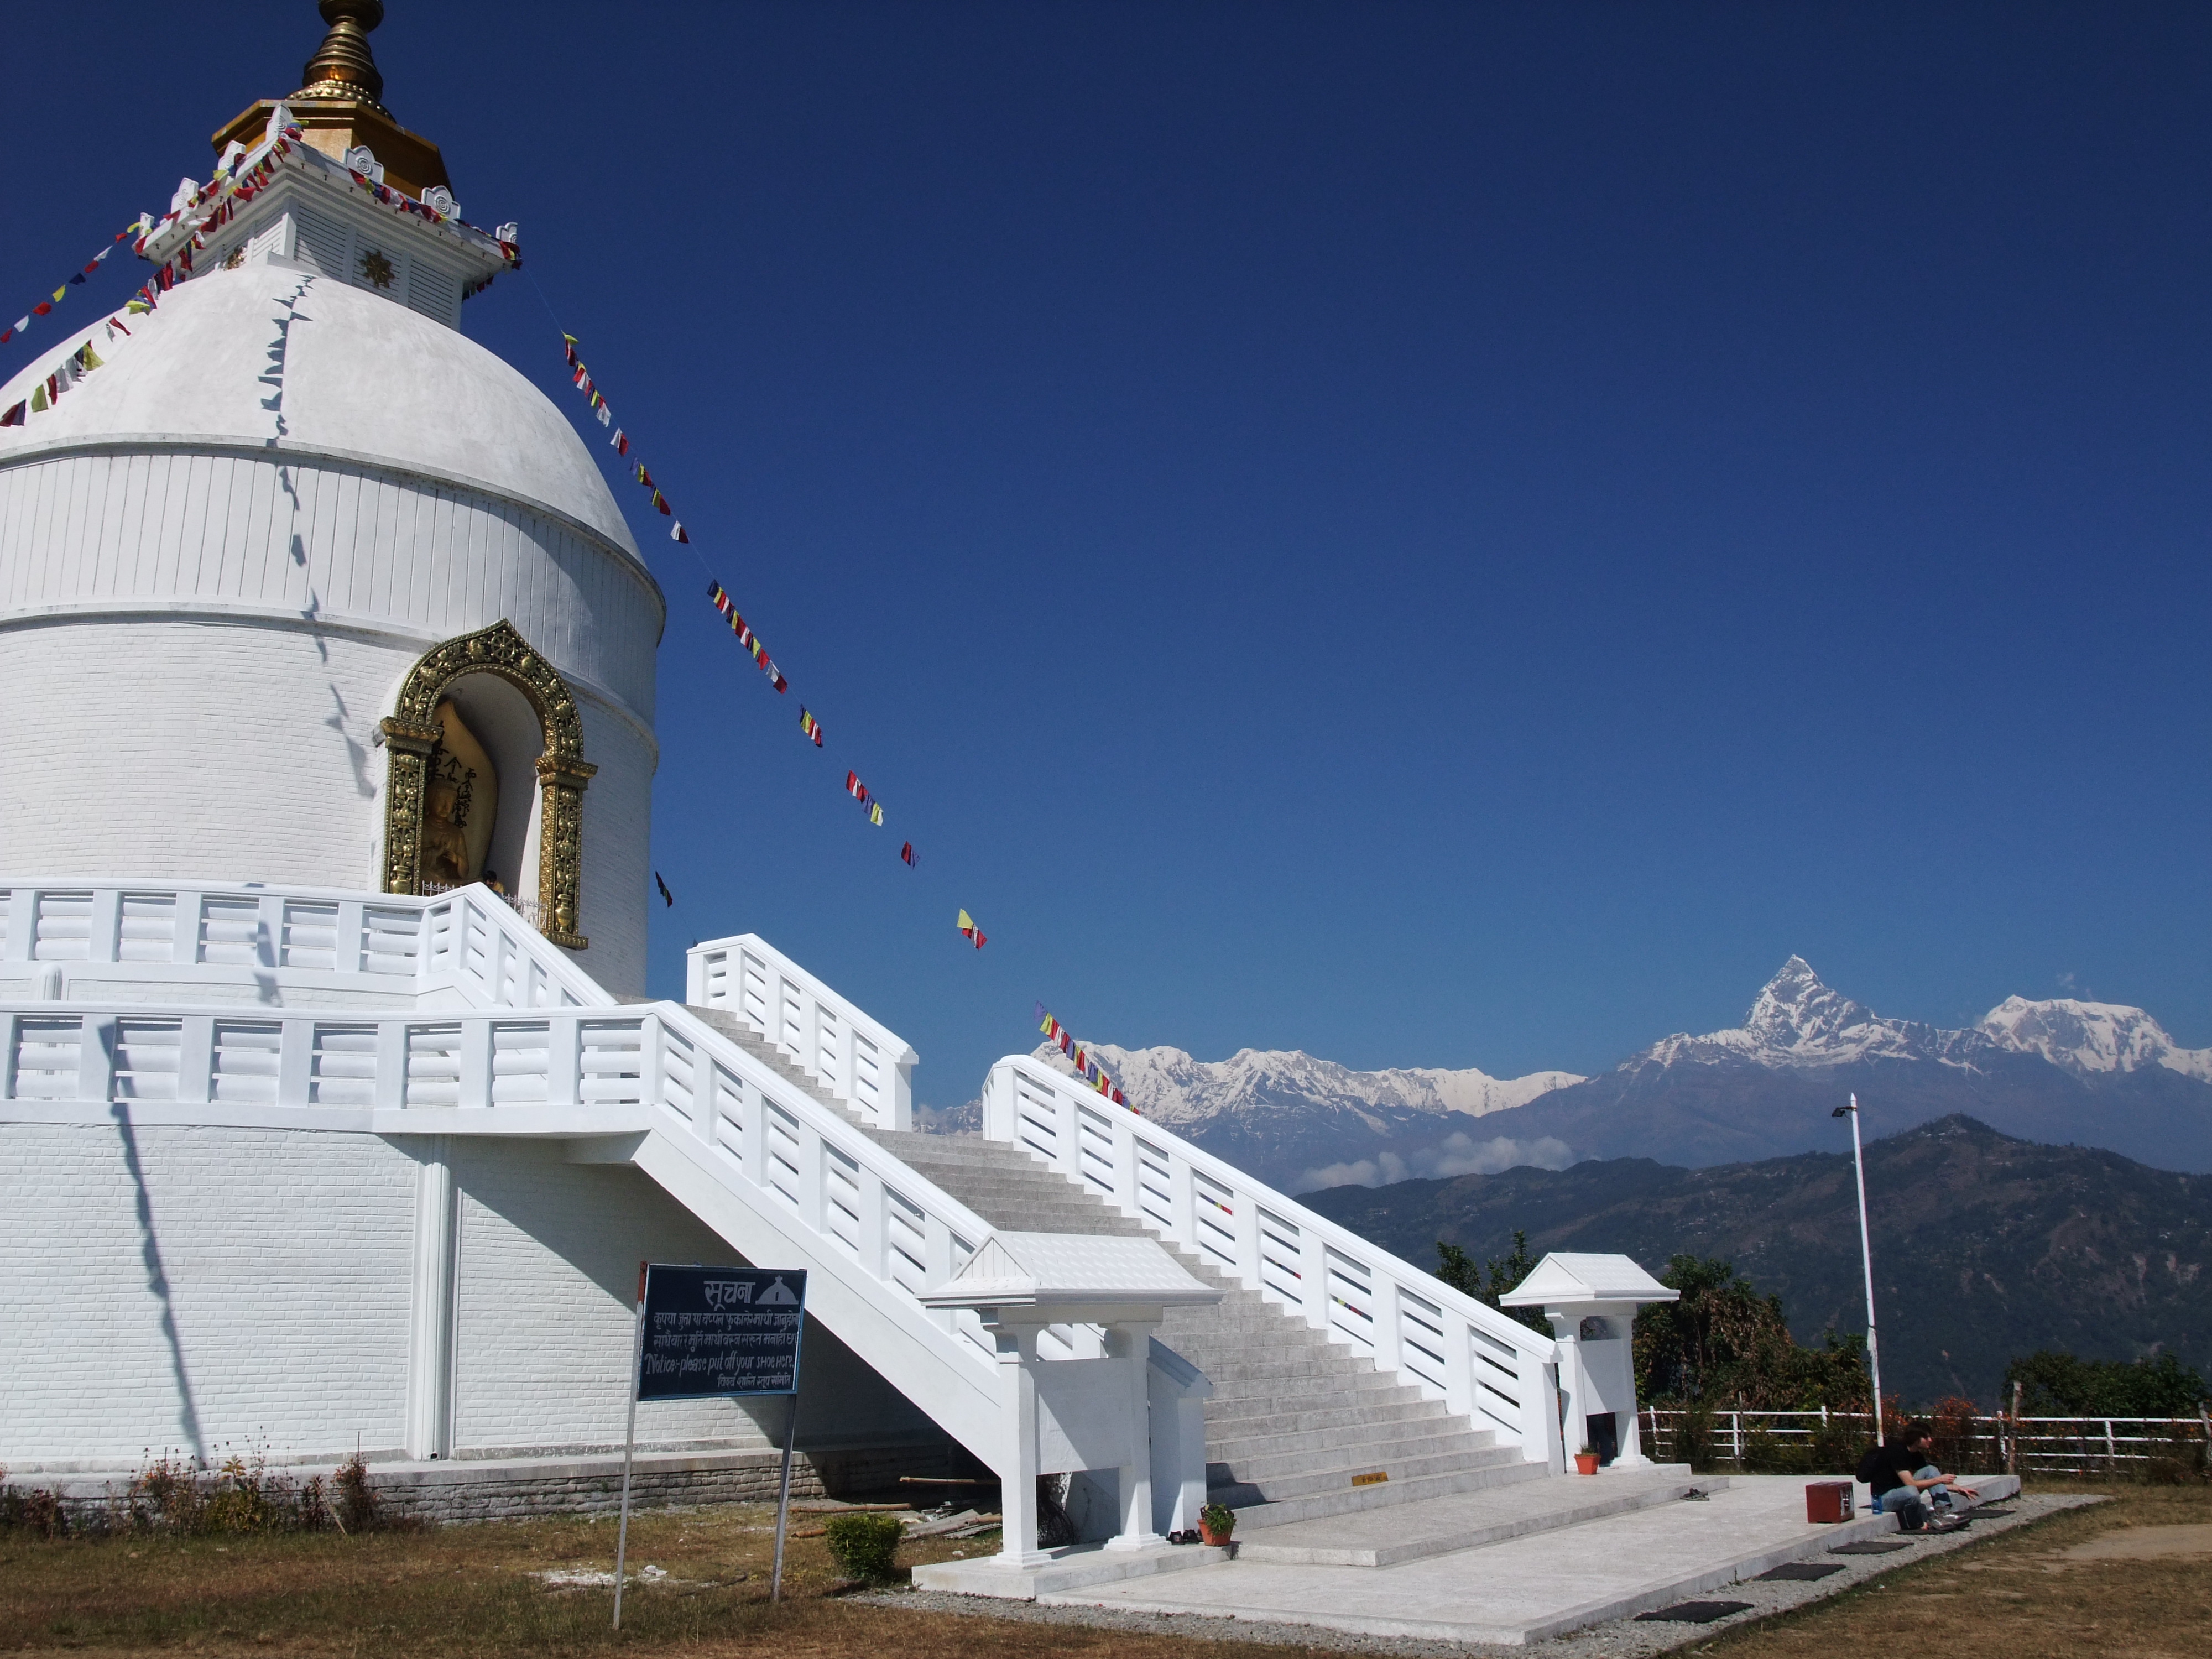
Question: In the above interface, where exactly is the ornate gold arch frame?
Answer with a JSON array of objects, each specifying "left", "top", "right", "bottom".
[{"left": 380, "top": 619, "right": 596, "bottom": 950}]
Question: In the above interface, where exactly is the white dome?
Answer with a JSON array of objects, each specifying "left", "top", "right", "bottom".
[{"left": 0, "top": 260, "right": 638, "bottom": 558}]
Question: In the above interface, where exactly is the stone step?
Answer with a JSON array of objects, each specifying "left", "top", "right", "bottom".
[
  {"left": 1220, "top": 1443, "right": 1525, "bottom": 1504},
  {"left": 1219, "top": 1455, "right": 1555, "bottom": 1531},
  {"left": 1232, "top": 1470, "right": 1726, "bottom": 1568},
  {"left": 1203, "top": 1397, "right": 1457, "bottom": 1443},
  {"left": 1213, "top": 1415, "right": 1491, "bottom": 1465},
  {"left": 1223, "top": 1428, "right": 1511, "bottom": 1485}
]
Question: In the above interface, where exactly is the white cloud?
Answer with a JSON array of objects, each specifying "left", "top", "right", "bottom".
[
  {"left": 1428, "top": 1131, "right": 1575, "bottom": 1177},
  {"left": 1293, "top": 1134, "right": 1577, "bottom": 1191}
]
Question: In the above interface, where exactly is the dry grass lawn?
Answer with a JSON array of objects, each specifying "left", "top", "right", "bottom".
[
  {"left": 1, "top": 1483, "right": 2205, "bottom": 1658},
  {"left": 1702, "top": 1483, "right": 2212, "bottom": 1659}
]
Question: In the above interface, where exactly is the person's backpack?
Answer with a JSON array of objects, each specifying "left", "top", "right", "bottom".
[{"left": 1854, "top": 1446, "right": 1887, "bottom": 1485}]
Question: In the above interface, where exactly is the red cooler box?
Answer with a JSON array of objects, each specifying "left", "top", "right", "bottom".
[{"left": 1806, "top": 1481, "right": 1855, "bottom": 1523}]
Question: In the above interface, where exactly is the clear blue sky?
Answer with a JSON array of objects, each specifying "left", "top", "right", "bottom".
[{"left": 11, "top": 3, "right": 2210, "bottom": 1107}]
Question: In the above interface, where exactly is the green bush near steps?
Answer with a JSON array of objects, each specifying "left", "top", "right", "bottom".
[{"left": 823, "top": 1512, "right": 904, "bottom": 1581}]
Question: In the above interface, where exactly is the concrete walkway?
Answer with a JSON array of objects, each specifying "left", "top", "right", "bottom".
[{"left": 1033, "top": 1474, "right": 2023, "bottom": 1645}]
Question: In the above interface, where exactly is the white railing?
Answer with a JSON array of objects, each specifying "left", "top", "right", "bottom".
[
  {"left": 0, "top": 880, "right": 609, "bottom": 1013},
  {"left": 982, "top": 1056, "right": 1563, "bottom": 1465},
  {"left": 688, "top": 933, "right": 917, "bottom": 1131},
  {"left": 1644, "top": 1406, "right": 2212, "bottom": 1477},
  {"left": 0, "top": 994, "right": 1001, "bottom": 1383}
]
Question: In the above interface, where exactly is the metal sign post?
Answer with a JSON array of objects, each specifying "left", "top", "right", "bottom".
[
  {"left": 611, "top": 1263, "right": 808, "bottom": 1628},
  {"left": 612, "top": 1264, "right": 647, "bottom": 1630}
]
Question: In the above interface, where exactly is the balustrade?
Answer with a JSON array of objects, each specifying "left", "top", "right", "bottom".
[{"left": 981, "top": 1056, "right": 1562, "bottom": 1464}]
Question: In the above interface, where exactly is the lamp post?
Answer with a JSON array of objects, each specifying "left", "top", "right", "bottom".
[{"left": 1832, "top": 1093, "right": 1885, "bottom": 1444}]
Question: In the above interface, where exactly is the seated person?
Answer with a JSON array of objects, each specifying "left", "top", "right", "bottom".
[{"left": 1858, "top": 1422, "right": 1972, "bottom": 1528}]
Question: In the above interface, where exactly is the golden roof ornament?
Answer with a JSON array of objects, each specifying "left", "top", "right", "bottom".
[
  {"left": 212, "top": 0, "right": 453, "bottom": 203},
  {"left": 295, "top": 1, "right": 388, "bottom": 112}
]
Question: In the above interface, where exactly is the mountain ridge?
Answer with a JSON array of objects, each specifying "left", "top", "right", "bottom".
[{"left": 1302, "top": 1114, "right": 2212, "bottom": 1405}]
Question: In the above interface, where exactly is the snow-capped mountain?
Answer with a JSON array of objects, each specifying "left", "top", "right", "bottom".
[
  {"left": 922, "top": 957, "right": 2212, "bottom": 1185},
  {"left": 1001, "top": 1043, "right": 1583, "bottom": 1194},
  {"left": 1635, "top": 956, "right": 1989, "bottom": 1071},
  {"left": 1474, "top": 958, "right": 2212, "bottom": 1176},
  {"left": 1627, "top": 956, "right": 2212, "bottom": 1084},
  {"left": 1978, "top": 995, "right": 2212, "bottom": 1083},
  {"left": 1034, "top": 1043, "right": 1580, "bottom": 1127}
]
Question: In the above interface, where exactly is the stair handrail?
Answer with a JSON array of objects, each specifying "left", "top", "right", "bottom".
[
  {"left": 982, "top": 1055, "right": 1564, "bottom": 1467},
  {"left": 686, "top": 932, "right": 917, "bottom": 1130},
  {"left": 1, "top": 992, "right": 1008, "bottom": 1446},
  {"left": 0, "top": 878, "right": 612, "bottom": 1011}
]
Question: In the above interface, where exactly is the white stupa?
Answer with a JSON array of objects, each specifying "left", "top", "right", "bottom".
[
  {"left": 1, "top": 7, "right": 1610, "bottom": 1578},
  {"left": 0, "top": 6, "right": 657, "bottom": 989}
]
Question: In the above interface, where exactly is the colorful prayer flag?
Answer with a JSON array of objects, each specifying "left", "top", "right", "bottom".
[
  {"left": 901, "top": 841, "right": 915, "bottom": 867},
  {"left": 800, "top": 708, "right": 822, "bottom": 745},
  {"left": 634, "top": 464, "right": 653, "bottom": 487},
  {"left": 846, "top": 771, "right": 869, "bottom": 802},
  {"left": 671, "top": 522, "right": 689, "bottom": 543},
  {"left": 0, "top": 402, "right": 22, "bottom": 426},
  {"left": 33, "top": 302, "right": 52, "bottom": 316},
  {"left": 869, "top": 801, "right": 884, "bottom": 826},
  {"left": 652, "top": 491, "right": 670, "bottom": 515},
  {"left": 597, "top": 403, "right": 612, "bottom": 426},
  {"left": 655, "top": 871, "right": 674, "bottom": 907},
  {"left": 957, "top": 910, "right": 987, "bottom": 948},
  {"left": 611, "top": 429, "right": 629, "bottom": 454}
]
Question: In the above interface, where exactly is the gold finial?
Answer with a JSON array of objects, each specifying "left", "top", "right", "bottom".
[{"left": 295, "top": 1, "right": 388, "bottom": 112}]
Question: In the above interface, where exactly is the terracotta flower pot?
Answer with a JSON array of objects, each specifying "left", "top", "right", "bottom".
[
  {"left": 1574, "top": 1452, "right": 1601, "bottom": 1475},
  {"left": 1199, "top": 1520, "right": 1234, "bottom": 1547}
]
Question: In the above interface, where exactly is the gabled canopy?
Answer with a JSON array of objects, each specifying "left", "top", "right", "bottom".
[
  {"left": 1499, "top": 1251, "right": 1679, "bottom": 1308},
  {"left": 920, "top": 1230, "right": 1218, "bottom": 1318}
]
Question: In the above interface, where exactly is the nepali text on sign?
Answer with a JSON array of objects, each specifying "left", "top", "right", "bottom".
[{"left": 637, "top": 1265, "right": 807, "bottom": 1400}]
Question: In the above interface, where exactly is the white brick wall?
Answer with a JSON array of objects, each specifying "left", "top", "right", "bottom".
[
  {"left": 0, "top": 1127, "right": 795, "bottom": 1469},
  {"left": 449, "top": 1137, "right": 773, "bottom": 1456},
  {"left": 0, "top": 1123, "right": 415, "bottom": 1463}
]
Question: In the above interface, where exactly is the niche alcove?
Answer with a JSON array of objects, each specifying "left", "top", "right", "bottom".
[{"left": 379, "top": 620, "right": 596, "bottom": 950}]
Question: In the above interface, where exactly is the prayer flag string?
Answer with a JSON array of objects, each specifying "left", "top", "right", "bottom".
[
  {"left": 1035, "top": 1005, "right": 1128, "bottom": 1106},
  {"left": 556, "top": 328, "right": 936, "bottom": 864},
  {"left": 0, "top": 225, "right": 140, "bottom": 352}
]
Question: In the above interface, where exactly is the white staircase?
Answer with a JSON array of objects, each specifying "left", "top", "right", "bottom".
[{"left": 2, "top": 884, "right": 1565, "bottom": 1541}]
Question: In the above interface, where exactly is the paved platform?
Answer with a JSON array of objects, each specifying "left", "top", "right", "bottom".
[
  {"left": 913, "top": 1540, "right": 1229, "bottom": 1598},
  {"left": 1237, "top": 1466, "right": 1720, "bottom": 1567},
  {"left": 1032, "top": 1474, "right": 2023, "bottom": 1645}
]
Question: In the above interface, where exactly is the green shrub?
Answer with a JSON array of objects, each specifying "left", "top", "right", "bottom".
[{"left": 822, "top": 1512, "right": 904, "bottom": 1582}]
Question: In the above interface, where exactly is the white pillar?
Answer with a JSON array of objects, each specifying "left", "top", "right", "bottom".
[
  {"left": 1103, "top": 1322, "right": 1161, "bottom": 1551},
  {"left": 404, "top": 1136, "right": 458, "bottom": 1459},
  {"left": 992, "top": 1325, "right": 1051, "bottom": 1567}
]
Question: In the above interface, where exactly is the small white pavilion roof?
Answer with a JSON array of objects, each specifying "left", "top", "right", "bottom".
[
  {"left": 1499, "top": 1251, "right": 1679, "bottom": 1307},
  {"left": 920, "top": 1231, "right": 1218, "bottom": 1313}
]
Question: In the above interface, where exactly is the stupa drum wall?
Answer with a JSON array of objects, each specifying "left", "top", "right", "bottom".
[{"left": 0, "top": 1124, "right": 781, "bottom": 1466}]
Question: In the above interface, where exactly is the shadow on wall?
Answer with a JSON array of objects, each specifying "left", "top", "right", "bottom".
[{"left": 111, "top": 1097, "right": 209, "bottom": 1468}]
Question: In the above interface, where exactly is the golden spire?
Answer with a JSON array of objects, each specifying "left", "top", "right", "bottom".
[
  {"left": 295, "top": 1, "right": 388, "bottom": 112},
  {"left": 213, "top": 0, "right": 452, "bottom": 201}
]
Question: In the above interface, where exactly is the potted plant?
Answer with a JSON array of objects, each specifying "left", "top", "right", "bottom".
[
  {"left": 1574, "top": 1444, "right": 1601, "bottom": 1475},
  {"left": 1198, "top": 1501, "right": 1237, "bottom": 1547}
]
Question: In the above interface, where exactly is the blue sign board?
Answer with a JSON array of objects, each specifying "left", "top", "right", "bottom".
[{"left": 637, "top": 1265, "right": 806, "bottom": 1400}]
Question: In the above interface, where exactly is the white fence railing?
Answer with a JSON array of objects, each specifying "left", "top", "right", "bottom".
[
  {"left": 0, "top": 880, "right": 609, "bottom": 1013},
  {"left": 0, "top": 995, "right": 998, "bottom": 1364},
  {"left": 982, "top": 1056, "right": 1563, "bottom": 1465},
  {"left": 688, "top": 933, "right": 917, "bottom": 1131},
  {"left": 1642, "top": 1407, "right": 2212, "bottom": 1477}
]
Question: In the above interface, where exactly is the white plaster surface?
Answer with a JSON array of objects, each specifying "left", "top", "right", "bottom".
[
  {"left": 0, "top": 1121, "right": 415, "bottom": 1463},
  {"left": 446, "top": 1136, "right": 777, "bottom": 1456},
  {"left": 0, "top": 263, "right": 639, "bottom": 551}
]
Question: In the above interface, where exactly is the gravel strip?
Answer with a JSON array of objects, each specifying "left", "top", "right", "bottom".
[{"left": 859, "top": 1493, "right": 2101, "bottom": 1655}]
